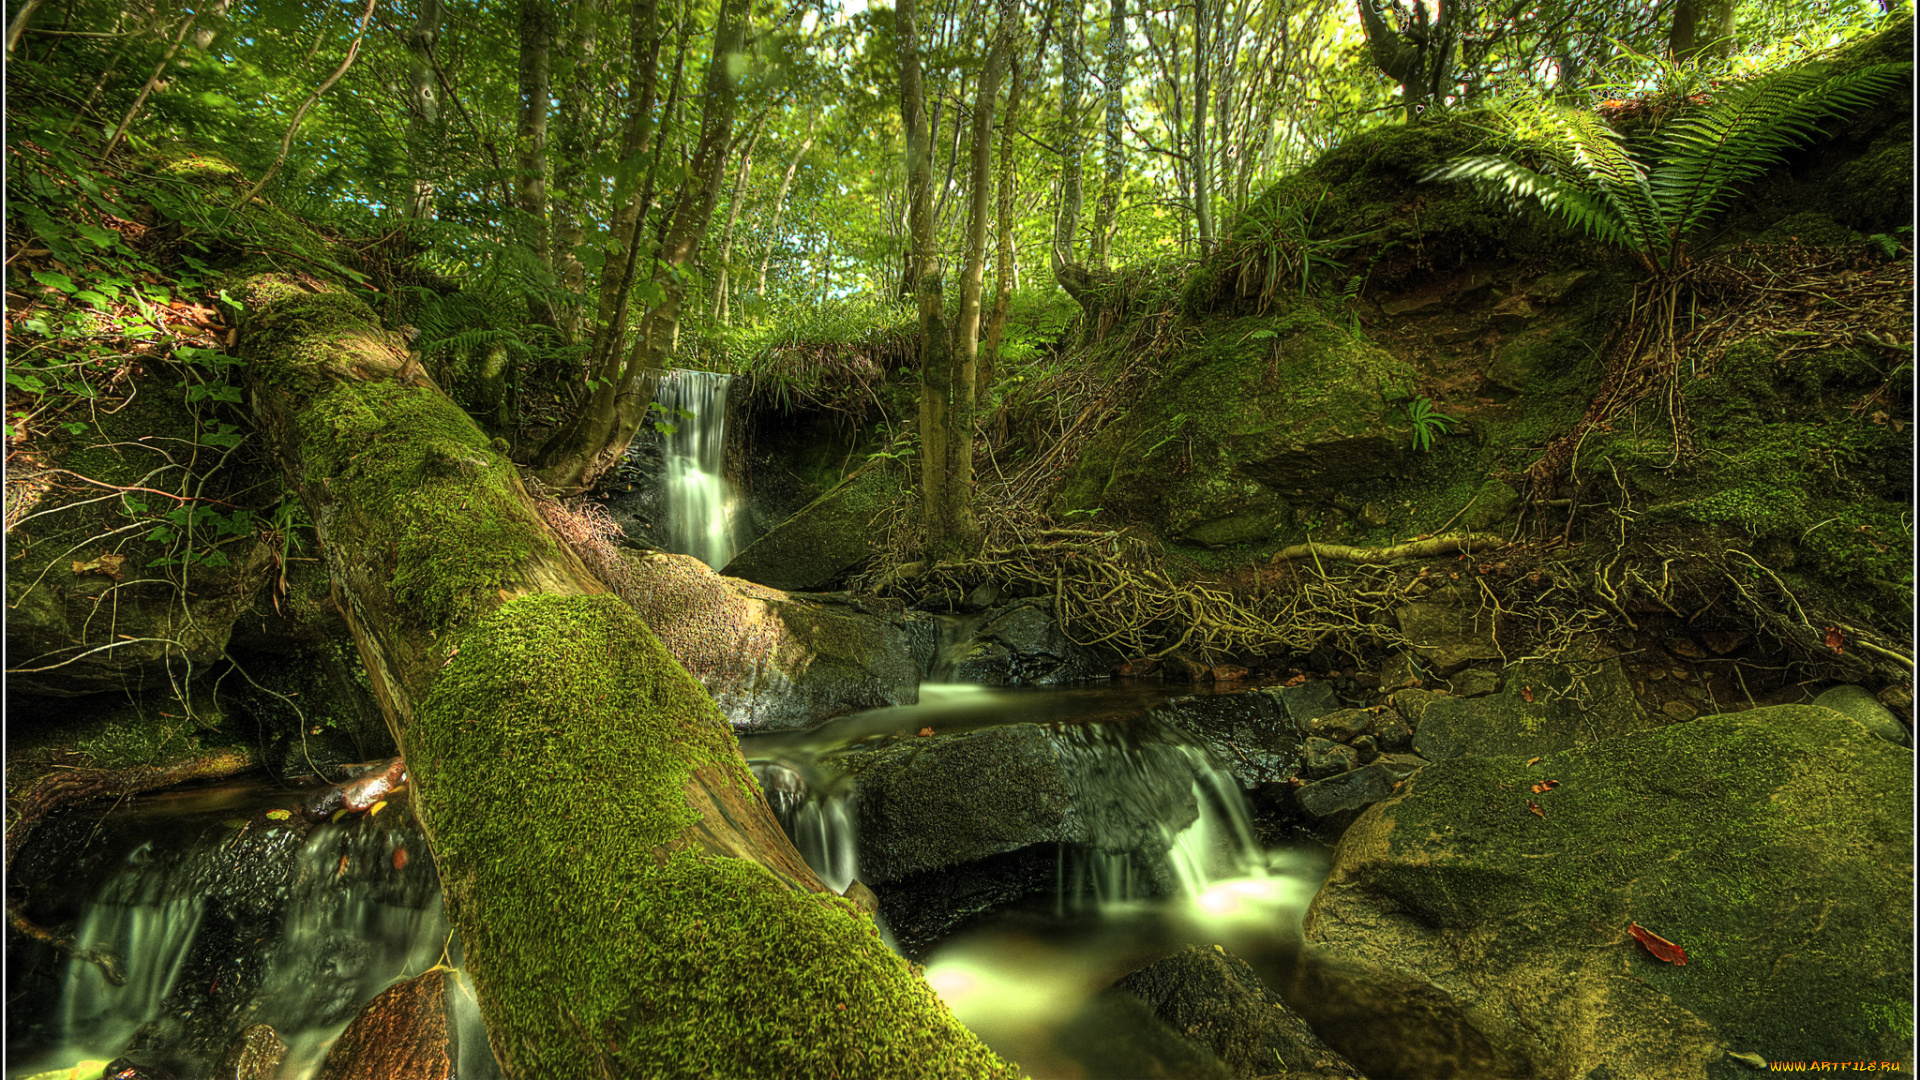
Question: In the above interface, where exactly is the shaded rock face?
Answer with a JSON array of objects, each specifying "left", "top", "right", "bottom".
[
  {"left": 932, "top": 599, "right": 1113, "bottom": 685},
  {"left": 1392, "top": 584, "right": 1503, "bottom": 675},
  {"left": 316, "top": 969, "right": 452, "bottom": 1080},
  {"left": 1812, "top": 683, "right": 1909, "bottom": 746},
  {"left": 620, "top": 551, "right": 917, "bottom": 732},
  {"left": 1299, "top": 706, "right": 1914, "bottom": 1080},
  {"left": 721, "top": 454, "right": 906, "bottom": 591},
  {"left": 1412, "top": 655, "right": 1651, "bottom": 763},
  {"left": 1114, "top": 945, "right": 1365, "bottom": 1079}
]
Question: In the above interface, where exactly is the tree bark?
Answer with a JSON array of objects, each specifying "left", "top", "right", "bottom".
[
  {"left": 235, "top": 275, "right": 1019, "bottom": 1079},
  {"left": 1669, "top": 0, "right": 1735, "bottom": 62},
  {"left": 983, "top": 28, "right": 1037, "bottom": 398},
  {"left": 1052, "top": 0, "right": 1085, "bottom": 276},
  {"left": 756, "top": 112, "right": 818, "bottom": 296},
  {"left": 550, "top": 0, "right": 607, "bottom": 340},
  {"left": 515, "top": 0, "right": 555, "bottom": 271},
  {"left": 403, "top": 0, "right": 445, "bottom": 220},
  {"left": 1090, "top": 0, "right": 1126, "bottom": 269},
  {"left": 1192, "top": 0, "right": 1214, "bottom": 251},
  {"left": 1356, "top": 0, "right": 1455, "bottom": 123},
  {"left": 712, "top": 114, "right": 765, "bottom": 325},
  {"left": 899, "top": 0, "right": 952, "bottom": 560}
]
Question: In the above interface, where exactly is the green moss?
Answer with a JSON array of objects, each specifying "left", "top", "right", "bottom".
[
  {"left": 412, "top": 594, "right": 1019, "bottom": 1079},
  {"left": 1373, "top": 707, "right": 1911, "bottom": 1064}
]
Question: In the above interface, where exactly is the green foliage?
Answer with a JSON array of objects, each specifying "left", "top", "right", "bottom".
[
  {"left": 1404, "top": 397, "right": 1457, "bottom": 451},
  {"left": 1229, "top": 187, "right": 1383, "bottom": 304},
  {"left": 1429, "top": 59, "right": 1912, "bottom": 270}
]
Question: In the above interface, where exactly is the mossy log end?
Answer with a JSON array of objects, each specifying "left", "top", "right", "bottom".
[{"left": 237, "top": 276, "right": 1020, "bottom": 1079}]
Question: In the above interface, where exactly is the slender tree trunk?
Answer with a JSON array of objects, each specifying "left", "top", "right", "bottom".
[
  {"left": 100, "top": 9, "right": 200, "bottom": 159},
  {"left": 551, "top": 0, "right": 606, "bottom": 340},
  {"left": 1192, "top": 0, "right": 1214, "bottom": 252},
  {"left": 515, "top": 0, "right": 554, "bottom": 270},
  {"left": 235, "top": 276, "right": 1019, "bottom": 1079},
  {"left": 234, "top": 0, "right": 378, "bottom": 203},
  {"left": 1090, "top": 0, "right": 1126, "bottom": 269},
  {"left": 404, "top": 0, "right": 445, "bottom": 220},
  {"left": 5, "top": 0, "right": 49, "bottom": 53},
  {"left": 983, "top": 36, "right": 1034, "bottom": 398},
  {"left": 712, "top": 115, "right": 765, "bottom": 325},
  {"left": 756, "top": 112, "right": 818, "bottom": 296},
  {"left": 1052, "top": 0, "right": 1085, "bottom": 275},
  {"left": 899, "top": 0, "right": 951, "bottom": 560},
  {"left": 1669, "top": 0, "right": 1736, "bottom": 61}
]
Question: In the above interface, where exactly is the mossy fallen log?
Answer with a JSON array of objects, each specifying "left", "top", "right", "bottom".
[
  {"left": 237, "top": 275, "right": 1019, "bottom": 1079},
  {"left": 1266, "top": 532, "right": 1509, "bottom": 566}
]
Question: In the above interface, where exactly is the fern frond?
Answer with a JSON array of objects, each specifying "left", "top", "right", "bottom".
[
  {"left": 1428, "top": 156, "right": 1635, "bottom": 249},
  {"left": 1653, "top": 61, "right": 1911, "bottom": 247},
  {"left": 1543, "top": 108, "right": 1667, "bottom": 260}
]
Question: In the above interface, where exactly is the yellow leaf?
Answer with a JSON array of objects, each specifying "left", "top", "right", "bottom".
[
  {"left": 265, "top": 809, "right": 292, "bottom": 821},
  {"left": 368, "top": 799, "right": 387, "bottom": 818}
]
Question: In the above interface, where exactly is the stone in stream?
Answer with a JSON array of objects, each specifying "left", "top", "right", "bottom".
[
  {"left": 316, "top": 969, "right": 453, "bottom": 1080},
  {"left": 1812, "top": 683, "right": 1909, "bottom": 746},
  {"left": 619, "top": 550, "right": 917, "bottom": 732},
  {"left": 1411, "top": 655, "right": 1651, "bottom": 762},
  {"left": 1295, "top": 758, "right": 1425, "bottom": 830},
  {"left": 214, "top": 1024, "right": 286, "bottom": 1080},
  {"left": 1111, "top": 945, "right": 1366, "bottom": 1079},
  {"left": 1298, "top": 705, "right": 1914, "bottom": 1080},
  {"left": 939, "top": 598, "right": 1112, "bottom": 685}
]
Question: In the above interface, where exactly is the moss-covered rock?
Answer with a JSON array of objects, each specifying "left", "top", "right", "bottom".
[
  {"left": 1113, "top": 945, "right": 1365, "bottom": 1079},
  {"left": 1411, "top": 655, "right": 1654, "bottom": 761},
  {"left": 620, "top": 550, "right": 917, "bottom": 731},
  {"left": 1299, "top": 705, "right": 1913, "bottom": 1079},
  {"left": 722, "top": 453, "right": 909, "bottom": 590},
  {"left": 1052, "top": 306, "right": 1419, "bottom": 542}
]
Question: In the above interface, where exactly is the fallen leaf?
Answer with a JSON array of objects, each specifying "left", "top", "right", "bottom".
[
  {"left": 1627, "top": 921, "right": 1688, "bottom": 965},
  {"left": 1521, "top": 685, "right": 1535, "bottom": 703},
  {"left": 917, "top": 727, "right": 934, "bottom": 738},
  {"left": 265, "top": 809, "right": 292, "bottom": 821},
  {"left": 1823, "top": 626, "right": 1844, "bottom": 655},
  {"left": 1526, "top": 801, "right": 1545, "bottom": 818},
  {"left": 1530, "top": 779, "right": 1561, "bottom": 794},
  {"left": 1284, "top": 673, "right": 1308, "bottom": 687},
  {"left": 392, "top": 846, "right": 409, "bottom": 871},
  {"left": 71, "top": 552, "right": 127, "bottom": 581},
  {"left": 1725, "top": 1050, "right": 1766, "bottom": 1069},
  {"left": 1525, "top": 757, "right": 1542, "bottom": 767},
  {"left": 367, "top": 799, "right": 387, "bottom": 818},
  {"left": 442, "top": 644, "right": 460, "bottom": 668}
]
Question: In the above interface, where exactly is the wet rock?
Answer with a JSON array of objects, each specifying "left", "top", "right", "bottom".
[
  {"left": 1349, "top": 734, "right": 1380, "bottom": 763},
  {"left": 1308, "top": 708, "right": 1373, "bottom": 742},
  {"left": 834, "top": 721, "right": 1202, "bottom": 887},
  {"left": 940, "top": 598, "right": 1111, "bottom": 685},
  {"left": 215, "top": 1024, "right": 285, "bottom": 1080},
  {"left": 1150, "top": 689, "right": 1300, "bottom": 789},
  {"left": 1526, "top": 268, "right": 1596, "bottom": 304},
  {"left": 1296, "top": 762, "right": 1403, "bottom": 825},
  {"left": 1300, "top": 738, "right": 1360, "bottom": 779},
  {"left": 1112, "top": 945, "right": 1366, "bottom": 1079},
  {"left": 1053, "top": 986, "right": 1237, "bottom": 1079},
  {"left": 1388, "top": 687, "right": 1444, "bottom": 727},
  {"left": 1446, "top": 667, "right": 1503, "bottom": 697},
  {"left": 840, "top": 879, "right": 880, "bottom": 918},
  {"left": 871, "top": 846, "right": 1061, "bottom": 961},
  {"left": 1300, "top": 706, "right": 1913, "bottom": 1080},
  {"left": 620, "top": 551, "right": 916, "bottom": 732},
  {"left": 1376, "top": 650, "right": 1427, "bottom": 692},
  {"left": 1365, "top": 711, "right": 1415, "bottom": 752},
  {"left": 1393, "top": 585, "right": 1502, "bottom": 674},
  {"left": 1412, "top": 656, "right": 1650, "bottom": 762},
  {"left": 721, "top": 454, "right": 906, "bottom": 591},
  {"left": 1813, "top": 684, "right": 1910, "bottom": 746},
  {"left": 1278, "top": 680, "right": 1342, "bottom": 724},
  {"left": 316, "top": 969, "right": 453, "bottom": 1080},
  {"left": 1461, "top": 478, "right": 1520, "bottom": 532}
]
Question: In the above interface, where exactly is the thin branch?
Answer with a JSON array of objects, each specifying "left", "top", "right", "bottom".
[{"left": 235, "top": 0, "right": 381, "bottom": 206}]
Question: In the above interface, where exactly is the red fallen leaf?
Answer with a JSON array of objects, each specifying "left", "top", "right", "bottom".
[
  {"left": 1284, "top": 673, "right": 1308, "bottom": 687},
  {"left": 1627, "top": 922, "right": 1688, "bottom": 965},
  {"left": 1521, "top": 685, "right": 1535, "bottom": 703},
  {"left": 917, "top": 727, "right": 934, "bottom": 738},
  {"left": 1824, "top": 626, "right": 1845, "bottom": 655},
  {"left": 1530, "top": 779, "right": 1560, "bottom": 794},
  {"left": 1526, "top": 801, "right": 1545, "bottom": 818},
  {"left": 392, "top": 846, "right": 409, "bottom": 871}
]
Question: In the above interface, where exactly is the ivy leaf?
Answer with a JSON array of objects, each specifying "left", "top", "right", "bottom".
[{"left": 32, "top": 270, "right": 77, "bottom": 294}]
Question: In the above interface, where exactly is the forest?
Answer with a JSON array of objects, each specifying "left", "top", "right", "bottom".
[{"left": 2, "top": 0, "right": 1913, "bottom": 1074}]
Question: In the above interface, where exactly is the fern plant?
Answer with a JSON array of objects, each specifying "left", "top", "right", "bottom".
[
  {"left": 1428, "top": 59, "right": 1909, "bottom": 273},
  {"left": 1424, "top": 57, "right": 1907, "bottom": 480}
]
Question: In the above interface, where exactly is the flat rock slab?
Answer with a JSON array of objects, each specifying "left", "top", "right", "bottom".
[
  {"left": 1300, "top": 705, "right": 1914, "bottom": 1080},
  {"left": 722, "top": 455, "right": 905, "bottom": 591},
  {"left": 1412, "top": 656, "right": 1649, "bottom": 762},
  {"left": 1114, "top": 945, "right": 1366, "bottom": 1079}
]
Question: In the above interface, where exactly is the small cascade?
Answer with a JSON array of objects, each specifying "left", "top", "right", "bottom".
[
  {"left": 654, "top": 368, "right": 738, "bottom": 568},
  {"left": 752, "top": 762, "right": 859, "bottom": 893}
]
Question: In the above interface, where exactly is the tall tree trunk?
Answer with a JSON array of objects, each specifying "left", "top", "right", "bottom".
[
  {"left": 712, "top": 114, "right": 765, "bottom": 325},
  {"left": 1357, "top": 0, "right": 1455, "bottom": 123},
  {"left": 756, "top": 112, "right": 818, "bottom": 296},
  {"left": 983, "top": 27, "right": 1037, "bottom": 398},
  {"left": 515, "top": 0, "right": 554, "bottom": 270},
  {"left": 404, "top": 0, "right": 445, "bottom": 220},
  {"left": 550, "top": 0, "right": 606, "bottom": 341},
  {"left": 1192, "top": 0, "right": 1214, "bottom": 252},
  {"left": 1090, "top": 0, "right": 1126, "bottom": 269},
  {"left": 945, "top": 5, "right": 1012, "bottom": 560},
  {"left": 899, "top": 0, "right": 952, "bottom": 560},
  {"left": 1052, "top": 0, "right": 1085, "bottom": 276},
  {"left": 535, "top": 0, "right": 751, "bottom": 492},
  {"left": 235, "top": 275, "right": 1020, "bottom": 1079},
  {"left": 1669, "top": 0, "right": 1736, "bottom": 61}
]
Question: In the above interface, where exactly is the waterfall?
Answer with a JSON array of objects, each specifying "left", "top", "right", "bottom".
[
  {"left": 654, "top": 369, "right": 737, "bottom": 568},
  {"left": 752, "top": 761, "right": 859, "bottom": 894}
]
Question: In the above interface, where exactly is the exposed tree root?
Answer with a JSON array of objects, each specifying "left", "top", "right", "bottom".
[
  {"left": 5, "top": 747, "right": 255, "bottom": 872},
  {"left": 7, "top": 900, "right": 125, "bottom": 986},
  {"left": 1266, "top": 532, "right": 1509, "bottom": 566}
]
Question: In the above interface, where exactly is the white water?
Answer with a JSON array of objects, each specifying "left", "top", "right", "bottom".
[{"left": 654, "top": 368, "right": 737, "bottom": 568}]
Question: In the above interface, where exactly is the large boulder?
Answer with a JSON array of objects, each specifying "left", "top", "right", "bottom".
[
  {"left": 1412, "top": 654, "right": 1653, "bottom": 762},
  {"left": 1051, "top": 307, "right": 1419, "bottom": 544},
  {"left": 619, "top": 551, "right": 916, "bottom": 732},
  {"left": 1297, "top": 705, "right": 1913, "bottom": 1079},
  {"left": 720, "top": 454, "right": 906, "bottom": 591},
  {"left": 935, "top": 597, "right": 1112, "bottom": 685}
]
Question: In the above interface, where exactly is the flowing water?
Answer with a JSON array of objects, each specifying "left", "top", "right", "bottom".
[{"left": 653, "top": 368, "right": 738, "bottom": 568}]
